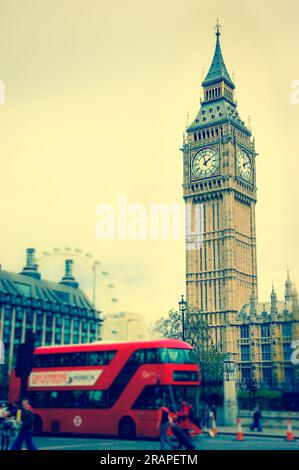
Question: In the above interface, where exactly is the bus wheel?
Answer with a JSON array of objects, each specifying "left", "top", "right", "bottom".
[
  {"left": 33, "top": 415, "right": 43, "bottom": 435},
  {"left": 119, "top": 417, "right": 136, "bottom": 439}
]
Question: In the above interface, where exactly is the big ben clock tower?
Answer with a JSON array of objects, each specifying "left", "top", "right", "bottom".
[{"left": 182, "top": 22, "right": 258, "bottom": 350}]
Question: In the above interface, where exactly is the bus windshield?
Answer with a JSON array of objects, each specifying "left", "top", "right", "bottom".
[{"left": 156, "top": 348, "right": 197, "bottom": 364}]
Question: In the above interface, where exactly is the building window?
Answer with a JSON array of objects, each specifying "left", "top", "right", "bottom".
[
  {"left": 3, "top": 308, "right": 12, "bottom": 343},
  {"left": 73, "top": 318, "right": 79, "bottom": 344},
  {"left": 35, "top": 312, "right": 44, "bottom": 346},
  {"left": 262, "top": 367, "right": 272, "bottom": 384},
  {"left": 283, "top": 343, "right": 292, "bottom": 362},
  {"left": 90, "top": 322, "right": 97, "bottom": 342},
  {"left": 55, "top": 314, "right": 62, "bottom": 345},
  {"left": 81, "top": 320, "right": 88, "bottom": 343},
  {"left": 64, "top": 316, "right": 71, "bottom": 345},
  {"left": 240, "top": 345, "right": 250, "bottom": 362},
  {"left": 282, "top": 323, "right": 292, "bottom": 338},
  {"left": 284, "top": 367, "right": 294, "bottom": 384},
  {"left": 261, "top": 325, "right": 270, "bottom": 338},
  {"left": 261, "top": 344, "right": 271, "bottom": 361},
  {"left": 240, "top": 326, "right": 249, "bottom": 339},
  {"left": 45, "top": 315, "right": 53, "bottom": 346},
  {"left": 14, "top": 309, "right": 23, "bottom": 342},
  {"left": 241, "top": 367, "right": 251, "bottom": 382},
  {"left": 26, "top": 310, "right": 34, "bottom": 335}
]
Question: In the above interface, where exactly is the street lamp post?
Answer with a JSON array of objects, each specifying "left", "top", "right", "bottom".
[
  {"left": 248, "top": 365, "right": 258, "bottom": 409},
  {"left": 178, "top": 295, "right": 187, "bottom": 341},
  {"left": 223, "top": 353, "right": 238, "bottom": 426}
]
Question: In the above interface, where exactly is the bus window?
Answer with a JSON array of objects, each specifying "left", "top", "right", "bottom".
[
  {"left": 33, "top": 354, "right": 52, "bottom": 368},
  {"left": 184, "top": 349, "right": 197, "bottom": 364},
  {"left": 71, "top": 353, "right": 86, "bottom": 367},
  {"left": 29, "top": 391, "right": 50, "bottom": 408},
  {"left": 129, "top": 350, "right": 146, "bottom": 366},
  {"left": 50, "top": 390, "right": 69, "bottom": 408},
  {"left": 132, "top": 385, "right": 162, "bottom": 410},
  {"left": 156, "top": 348, "right": 169, "bottom": 363},
  {"left": 33, "top": 351, "right": 117, "bottom": 368},
  {"left": 146, "top": 349, "right": 157, "bottom": 363},
  {"left": 87, "top": 390, "right": 106, "bottom": 408},
  {"left": 72, "top": 390, "right": 86, "bottom": 408},
  {"left": 88, "top": 352, "right": 101, "bottom": 365},
  {"left": 168, "top": 349, "right": 183, "bottom": 363},
  {"left": 163, "top": 348, "right": 197, "bottom": 365},
  {"left": 132, "top": 385, "right": 196, "bottom": 411}
]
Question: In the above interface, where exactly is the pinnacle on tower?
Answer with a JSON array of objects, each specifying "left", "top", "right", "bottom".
[
  {"left": 250, "top": 288, "right": 256, "bottom": 316},
  {"left": 202, "top": 20, "right": 235, "bottom": 90},
  {"left": 285, "top": 270, "right": 293, "bottom": 301},
  {"left": 292, "top": 284, "right": 298, "bottom": 310},
  {"left": 270, "top": 283, "right": 278, "bottom": 312},
  {"left": 187, "top": 22, "right": 250, "bottom": 136}
]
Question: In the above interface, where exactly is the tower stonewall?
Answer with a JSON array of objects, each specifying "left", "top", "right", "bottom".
[{"left": 182, "top": 23, "right": 258, "bottom": 350}]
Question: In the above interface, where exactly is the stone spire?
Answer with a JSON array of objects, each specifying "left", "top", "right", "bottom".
[
  {"left": 285, "top": 270, "right": 293, "bottom": 301},
  {"left": 250, "top": 288, "right": 256, "bottom": 317},
  {"left": 292, "top": 284, "right": 298, "bottom": 310},
  {"left": 270, "top": 283, "right": 278, "bottom": 313}
]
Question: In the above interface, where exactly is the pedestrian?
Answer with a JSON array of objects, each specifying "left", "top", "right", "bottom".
[
  {"left": 208, "top": 404, "right": 217, "bottom": 428},
  {"left": 249, "top": 405, "right": 263, "bottom": 432},
  {"left": 177, "top": 400, "right": 191, "bottom": 439},
  {"left": 172, "top": 400, "right": 196, "bottom": 450},
  {"left": 156, "top": 399, "right": 176, "bottom": 450},
  {"left": 210, "top": 404, "right": 217, "bottom": 420},
  {"left": 186, "top": 401, "right": 196, "bottom": 425},
  {"left": 7, "top": 402, "right": 18, "bottom": 420},
  {"left": 0, "top": 407, "right": 14, "bottom": 451},
  {"left": 200, "top": 403, "right": 209, "bottom": 430},
  {"left": 10, "top": 399, "right": 37, "bottom": 450}
]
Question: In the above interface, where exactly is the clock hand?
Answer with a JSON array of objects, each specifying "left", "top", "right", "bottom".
[{"left": 203, "top": 155, "right": 214, "bottom": 166}]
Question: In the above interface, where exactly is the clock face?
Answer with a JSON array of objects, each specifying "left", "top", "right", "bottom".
[
  {"left": 192, "top": 147, "right": 219, "bottom": 178},
  {"left": 237, "top": 149, "right": 253, "bottom": 182}
]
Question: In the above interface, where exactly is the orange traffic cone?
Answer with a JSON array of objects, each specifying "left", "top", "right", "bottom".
[
  {"left": 211, "top": 413, "right": 218, "bottom": 437},
  {"left": 286, "top": 418, "right": 294, "bottom": 441},
  {"left": 236, "top": 417, "right": 244, "bottom": 441}
]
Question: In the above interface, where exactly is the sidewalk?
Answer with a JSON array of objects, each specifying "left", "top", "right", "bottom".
[{"left": 204, "top": 426, "right": 299, "bottom": 439}]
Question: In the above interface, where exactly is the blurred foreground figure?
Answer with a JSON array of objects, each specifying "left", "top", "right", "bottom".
[{"left": 10, "top": 399, "right": 37, "bottom": 451}]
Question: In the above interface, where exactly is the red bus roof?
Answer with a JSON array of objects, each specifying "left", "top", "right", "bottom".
[{"left": 35, "top": 339, "right": 192, "bottom": 355}]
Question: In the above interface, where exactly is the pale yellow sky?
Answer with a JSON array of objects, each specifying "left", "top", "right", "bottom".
[{"left": 0, "top": 0, "right": 298, "bottom": 323}]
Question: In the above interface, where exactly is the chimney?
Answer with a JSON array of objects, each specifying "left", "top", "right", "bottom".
[
  {"left": 60, "top": 259, "right": 79, "bottom": 289},
  {"left": 20, "top": 248, "right": 41, "bottom": 280}
]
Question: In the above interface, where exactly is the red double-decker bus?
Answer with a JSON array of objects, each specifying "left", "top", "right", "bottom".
[{"left": 9, "top": 339, "right": 200, "bottom": 438}]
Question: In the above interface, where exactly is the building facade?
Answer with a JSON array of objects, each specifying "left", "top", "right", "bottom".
[
  {"left": 229, "top": 274, "right": 299, "bottom": 389},
  {"left": 0, "top": 248, "right": 102, "bottom": 370},
  {"left": 182, "top": 24, "right": 299, "bottom": 388},
  {"left": 101, "top": 312, "right": 148, "bottom": 341}
]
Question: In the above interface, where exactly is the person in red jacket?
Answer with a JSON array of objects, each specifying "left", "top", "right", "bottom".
[
  {"left": 173, "top": 400, "right": 196, "bottom": 450},
  {"left": 156, "top": 399, "right": 176, "bottom": 450},
  {"left": 177, "top": 400, "right": 191, "bottom": 435}
]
